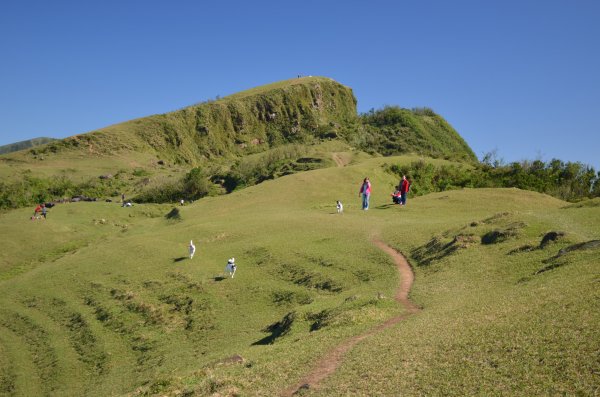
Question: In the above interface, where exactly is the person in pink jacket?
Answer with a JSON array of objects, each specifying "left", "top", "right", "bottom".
[{"left": 359, "top": 177, "right": 372, "bottom": 210}]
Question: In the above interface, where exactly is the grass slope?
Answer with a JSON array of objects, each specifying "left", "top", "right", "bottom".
[{"left": 0, "top": 155, "right": 597, "bottom": 396}]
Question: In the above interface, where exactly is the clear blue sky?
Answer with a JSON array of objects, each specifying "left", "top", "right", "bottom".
[{"left": 1, "top": 0, "right": 598, "bottom": 169}]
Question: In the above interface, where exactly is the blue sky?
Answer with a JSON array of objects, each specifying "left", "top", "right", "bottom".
[{"left": 1, "top": 0, "right": 598, "bottom": 169}]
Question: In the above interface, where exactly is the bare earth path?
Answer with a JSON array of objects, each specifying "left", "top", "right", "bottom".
[
  {"left": 280, "top": 240, "right": 420, "bottom": 396},
  {"left": 331, "top": 153, "right": 347, "bottom": 167}
]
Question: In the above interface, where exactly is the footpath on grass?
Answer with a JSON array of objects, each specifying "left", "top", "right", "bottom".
[{"left": 281, "top": 239, "right": 420, "bottom": 396}]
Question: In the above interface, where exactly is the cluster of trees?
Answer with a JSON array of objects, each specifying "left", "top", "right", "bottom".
[{"left": 389, "top": 158, "right": 600, "bottom": 201}]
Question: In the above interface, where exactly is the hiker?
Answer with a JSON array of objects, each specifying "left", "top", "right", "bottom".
[
  {"left": 359, "top": 177, "right": 371, "bottom": 210},
  {"left": 180, "top": 199, "right": 185, "bottom": 206},
  {"left": 41, "top": 204, "right": 47, "bottom": 219},
  {"left": 391, "top": 186, "right": 402, "bottom": 204},
  {"left": 189, "top": 240, "right": 196, "bottom": 259},
  {"left": 225, "top": 258, "right": 237, "bottom": 278},
  {"left": 399, "top": 175, "right": 411, "bottom": 206},
  {"left": 121, "top": 193, "right": 126, "bottom": 207},
  {"left": 336, "top": 200, "right": 343, "bottom": 213}
]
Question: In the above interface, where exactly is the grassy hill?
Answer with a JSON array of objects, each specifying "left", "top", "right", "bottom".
[
  {"left": 0, "top": 137, "right": 56, "bottom": 155},
  {"left": 0, "top": 154, "right": 598, "bottom": 396},
  {"left": 0, "top": 77, "right": 477, "bottom": 210}
]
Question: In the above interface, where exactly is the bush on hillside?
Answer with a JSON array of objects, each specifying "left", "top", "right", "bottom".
[
  {"left": 213, "top": 144, "right": 315, "bottom": 192},
  {"left": 134, "top": 177, "right": 183, "bottom": 204},
  {"left": 133, "top": 167, "right": 223, "bottom": 204},
  {"left": 182, "top": 167, "right": 212, "bottom": 200}
]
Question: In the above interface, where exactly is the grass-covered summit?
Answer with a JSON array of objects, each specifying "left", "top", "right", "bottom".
[
  {"left": 24, "top": 77, "right": 360, "bottom": 163},
  {"left": 3, "top": 76, "right": 476, "bottom": 166}
]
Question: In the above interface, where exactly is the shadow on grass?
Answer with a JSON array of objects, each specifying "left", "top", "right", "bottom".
[
  {"left": 213, "top": 275, "right": 226, "bottom": 281},
  {"left": 374, "top": 203, "right": 397, "bottom": 209},
  {"left": 173, "top": 257, "right": 187, "bottom": 263},
  {"left": 252, "top": 312, "right": 295, "bottom": 345}
]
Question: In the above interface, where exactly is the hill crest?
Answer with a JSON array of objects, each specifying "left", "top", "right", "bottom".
[{"left": 14, "top": 77, "right": 475, "bottom": 164}]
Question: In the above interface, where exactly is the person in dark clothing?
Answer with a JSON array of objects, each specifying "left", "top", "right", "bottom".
[{"left": 391, "top": 186, "right": 402, "bottom": 204}]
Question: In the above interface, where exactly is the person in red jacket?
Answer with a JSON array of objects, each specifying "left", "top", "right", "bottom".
[
  {"left": 399, "top": 175, "right": 410, "bottom": 206},
  {"left": 32, "top": 204, "right": 43, "bottom": 220}
]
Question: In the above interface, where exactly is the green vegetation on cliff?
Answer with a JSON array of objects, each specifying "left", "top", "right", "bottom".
[
  {"left": 28, "top": 77, "right": 359, "bottom": 164},
  {"left": 358, "top": 106, "right": 477, "bottom": 161}
]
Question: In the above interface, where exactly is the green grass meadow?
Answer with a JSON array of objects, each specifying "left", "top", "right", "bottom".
[{"left": 0, "top": 155, "right": 598, "bottom": 396}]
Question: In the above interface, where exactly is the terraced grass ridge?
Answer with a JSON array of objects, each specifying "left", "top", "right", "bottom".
[{"left": 0, "top": 154, "right": 598, "bottom": 396}]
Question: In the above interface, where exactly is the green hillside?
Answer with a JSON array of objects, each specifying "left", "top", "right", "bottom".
[
  {"left": 0, "top": 154, "right": 598, "bottom": 396},
  {"left": 0, "top": 137, "right": 56, "bottom": 155},
  {"left": 0, "top": 77, "right": 478, "bottom": 211},
  {"left": 360, "top": 106, "right": 476, "bottom": 161}
]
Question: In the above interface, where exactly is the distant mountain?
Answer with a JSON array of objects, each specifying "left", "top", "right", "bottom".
[{"left": 0, "top": 137, "right": 57, "bottom": 155}]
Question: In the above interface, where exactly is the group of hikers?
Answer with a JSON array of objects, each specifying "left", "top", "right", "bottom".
[{"left": 358, "top": 175, "right": 410, "bottom": 210}]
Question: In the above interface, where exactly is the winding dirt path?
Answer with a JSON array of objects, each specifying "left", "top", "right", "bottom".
[
  {"left": 280, "top": 240, "right": 420, "bottom": 396},
  {"left": 331, "top": 153, "right": 346, "bottom": 167}
]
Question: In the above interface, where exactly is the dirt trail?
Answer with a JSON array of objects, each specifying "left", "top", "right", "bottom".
[
  {"left": 331, "top": 153, "right": 346, "bottom": 167},
  {"left": 280, "top": 240, "right": 420, "bottom": 396}
]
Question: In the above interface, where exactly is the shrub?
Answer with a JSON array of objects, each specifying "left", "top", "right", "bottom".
[
  {"left": 134, "top": 177, "right": 183, "bottom": 203},
  {"left": 386, "top": 158, "right": 599, "bottom": 202},
  {"left": 182, "top": 168, "right": 211, "bottom": 200},
  {"left": 214, "top": 144, "right": 312, "bottom": 192}
]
